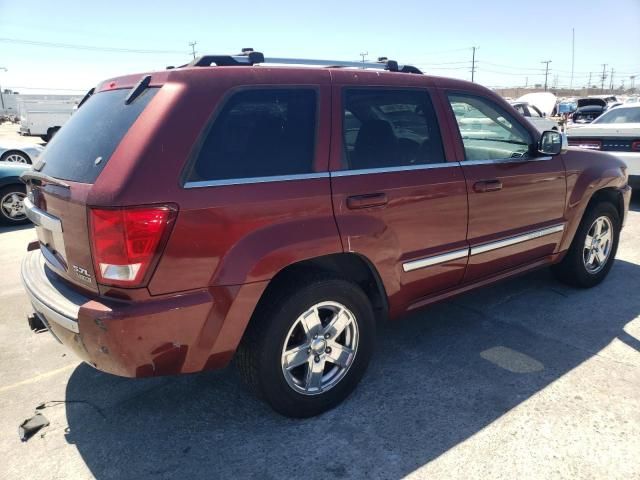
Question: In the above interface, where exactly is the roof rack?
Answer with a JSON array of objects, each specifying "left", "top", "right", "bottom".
[{"left": 185, "top": 49, "right": 423, "bottom": 74}]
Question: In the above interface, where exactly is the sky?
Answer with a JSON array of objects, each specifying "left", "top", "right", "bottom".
[{"left": 0, "top": 0, "right": 639, "bottom": 94}]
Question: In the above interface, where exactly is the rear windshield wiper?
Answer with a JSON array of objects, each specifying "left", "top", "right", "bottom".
[
  {"left": 77, "top": 87, "right": 95, "bottom": 109},
  {"left": 125, "top": 75, "right": 152, "bottom": 105},
  {"left": 20, "top": 171, "right": 70, "bottom": 189}
]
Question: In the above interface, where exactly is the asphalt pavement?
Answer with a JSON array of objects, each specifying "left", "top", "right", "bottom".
[{"left": 1, "top": 198, "right": 639, "bottom": 480}]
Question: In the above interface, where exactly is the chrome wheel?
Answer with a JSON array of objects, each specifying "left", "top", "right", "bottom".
[
  {"left": 3, "top": 152, "right": 28, "bottom": 163},
  {"left": 281, "top": 301, "right": 359, "bottom": 395},
  {"left": 0, "top": 191, "right": 26, "bottom": 221},
  {"left": 583, "top": 216, "right": 613, "bottom": 274}
]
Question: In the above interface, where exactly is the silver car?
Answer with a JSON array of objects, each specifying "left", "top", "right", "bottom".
[{"left": 0, "top": 143, "right": 44, "bottom": 164}]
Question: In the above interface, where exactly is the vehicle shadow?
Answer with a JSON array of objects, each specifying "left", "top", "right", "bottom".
[{"left": 64, "top": 260, "right": 640, "bottom": 479}]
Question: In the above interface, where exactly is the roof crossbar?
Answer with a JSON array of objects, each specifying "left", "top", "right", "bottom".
[{"left": 187, "top": 50, "right": 422, "bottom": 74}]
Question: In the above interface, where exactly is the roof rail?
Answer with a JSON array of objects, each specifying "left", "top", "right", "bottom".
[{"left": 186, "top": 49, "right": 422, "bottom": 74}]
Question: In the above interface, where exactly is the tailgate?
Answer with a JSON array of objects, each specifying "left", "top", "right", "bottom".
[{"left": 25, "top": 180, "right": 99, "bottom": 293}]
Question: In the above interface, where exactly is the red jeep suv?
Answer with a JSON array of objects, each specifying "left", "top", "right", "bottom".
[{"left": 21, "top": 51, "right": 631, "bottom": 417}]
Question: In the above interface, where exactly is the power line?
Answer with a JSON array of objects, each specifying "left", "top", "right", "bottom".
[{"left": 0, "top": 37, "right": 185, "bottom": 55}]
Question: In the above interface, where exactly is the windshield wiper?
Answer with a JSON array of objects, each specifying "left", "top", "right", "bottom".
[
  {"left": 125, "top": 75, "right": 152, "bottom": 105},
  {"left": 20, "top": 171, "right": 70, "bottom": 189}
]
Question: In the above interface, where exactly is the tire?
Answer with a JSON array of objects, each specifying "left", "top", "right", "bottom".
[
  {"left": 0, "top": 150, "right": 30, "bottom": 164},
  {"left": 236, "top": 275, "right": 376, "bottom": 418},
  {"left": 552, "top": 202, "right": 620, "bottom": 288},
  {"left": 0, "top": 185, "right": 29, "bottom": 225}
]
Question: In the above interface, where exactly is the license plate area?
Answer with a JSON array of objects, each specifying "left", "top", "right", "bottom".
[{"left": 24, "top": 196, "right": 68, "bottom": 273}]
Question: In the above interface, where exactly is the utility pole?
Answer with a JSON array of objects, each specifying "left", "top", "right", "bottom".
[
  {"left": 587, "top": 72, "right": 592, "bottom": 94},
  {"left": 541, "top": 60, "right": 552, "bottom": 91},
  {"left": 631, "top": 75, "right": 636, "bottom": 92},
  {"left": 359, "top": 51, "right": 368, "bottom": 68},
  {"left": 600, "top": 64, "right": 607, "bottom": 92},
  {"left": 189, "top": 41, "right": 197, "bottom": 60},
  {"left": 471, "top": 46, "right": 478, "bottom": 82},
  {"left": 609, "top": 68, "right": 615, "bottom": 92},
  {"left": 570, "top": 27, "right": 575, "bottom": 90}
]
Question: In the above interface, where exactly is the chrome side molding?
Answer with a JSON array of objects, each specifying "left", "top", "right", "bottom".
[
  {"left": 470, "top": 224, "right": 565, "bottom": 256},
  {"left": 402, "top": 223, "right": 565, "bottom": 273},
  {"left": 403, "top": 248, "right": 469, "bottom": 272}
]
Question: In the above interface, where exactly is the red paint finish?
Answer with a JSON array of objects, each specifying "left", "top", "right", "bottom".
[{"left": 21, "top": 65, "right": 631, "bottom": 379}]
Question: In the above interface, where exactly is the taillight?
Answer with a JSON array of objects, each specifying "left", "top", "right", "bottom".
[
  {"left": 631, "top": 141, "right": 640, "bottom": 152},
  {"left": 568, "top": 139, "right": 602, "bottom": 150},
  {"left": 89, "top": 205, "right": 177, "bottom": 287}
]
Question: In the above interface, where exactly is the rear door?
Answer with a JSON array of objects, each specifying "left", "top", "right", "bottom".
[
  {"left": 443, "top": 92, "right": 566, "bottom": 283},
  {"left": 23, "top": 87, "right": 160, "bottom": 293},
  {"left": 329, "top": 75, "right": 468, "bottom": 315}
]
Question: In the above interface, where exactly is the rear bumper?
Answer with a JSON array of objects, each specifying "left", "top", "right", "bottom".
[{"left": 21, "top": 250, "right": 267, "bottom": 377}]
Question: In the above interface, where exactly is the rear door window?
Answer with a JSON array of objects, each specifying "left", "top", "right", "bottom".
[
  {"left": 40, "top": 88, "right": 158, "bottom": 183},
  {"left": 342, "top": 89, "right": 445, "bottom": 170},
  {"left": 185, "top": 89, "right": 317, "bottom": 183}
]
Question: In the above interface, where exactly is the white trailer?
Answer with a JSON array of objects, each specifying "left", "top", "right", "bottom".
[{"left": 17, "top": 98, "right": 78, "bottom": 142}]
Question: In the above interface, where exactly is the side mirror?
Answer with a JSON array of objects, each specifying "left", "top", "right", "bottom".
[{"left": 538, "top": 130, "right": 567, "bottom": 156}]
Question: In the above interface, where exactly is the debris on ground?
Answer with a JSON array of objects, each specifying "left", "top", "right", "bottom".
[{"left": 18, "top": 412, "right": 50, "bottom": 442}]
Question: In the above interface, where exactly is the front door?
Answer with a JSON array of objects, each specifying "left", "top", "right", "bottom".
[
  {"left": 444, "top": 92, "right": 566, "bottom": 283},
  {"left": 329, "top": 79, "right": 469, "bottom": 316}
]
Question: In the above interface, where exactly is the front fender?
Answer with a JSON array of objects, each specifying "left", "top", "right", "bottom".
[{"left": 559, "top": 149, "right": 628, "bottom": 252}]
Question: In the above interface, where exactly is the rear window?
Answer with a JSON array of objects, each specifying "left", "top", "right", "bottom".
[
  {"left": 40, "top": 88, "right": 158, "bottom": 183},
  {"left": 185, "top": 88, "right": 317, "bottom": 184}
]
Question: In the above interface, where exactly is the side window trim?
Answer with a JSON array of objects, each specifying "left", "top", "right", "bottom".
[{"left": 181, "top": 86, "right": 321, "bottom": 188}]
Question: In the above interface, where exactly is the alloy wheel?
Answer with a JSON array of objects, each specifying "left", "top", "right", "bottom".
[
  {"left": 0, "top": 191, "right": 27, "bottom": 221},
  {"left": 281, "top": 301, "right": 359, "bottom": 395},
  {"left": 583, "top": 215, "right": 613, "bottom": 274}
]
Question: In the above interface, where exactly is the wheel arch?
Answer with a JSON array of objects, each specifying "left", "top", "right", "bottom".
[
  {"left": 251, "top": 252, "right": 389, "bottom": 324},
  {"left": 0, "top": 149, "right": 31, "bottom": 164}
]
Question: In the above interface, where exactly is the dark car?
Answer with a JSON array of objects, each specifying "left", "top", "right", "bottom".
[
  {"left": 572, "top": 98, "right": 608, "bottom": 123},
  {"left": 21, "top": 51, "right": 631, "bottom": 417}
]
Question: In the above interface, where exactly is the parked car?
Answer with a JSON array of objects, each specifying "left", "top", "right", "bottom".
[
  {"left": 0, "top": 162, "right": 31, "bottom": 225},
  {"left": 572, "top": 98, "right": 608, "bottom": 123},
  {"left": 567, "top": 104, "right": 640, "bottom": 187},
  {"left": 0, "top": 143, "right": 44, "bottom": 164},
  {"left": 511, "top": 101, "right": 558, "bottom": 131},
  {"left": 21, "top": 51, "right": 632, "bottom": 417}
]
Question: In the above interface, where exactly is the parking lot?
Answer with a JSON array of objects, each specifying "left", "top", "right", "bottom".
[{"left": 0, "top": 190, "right": 637, "bottom": 478}]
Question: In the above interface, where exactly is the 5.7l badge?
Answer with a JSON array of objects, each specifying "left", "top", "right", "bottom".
[{"left": 72, "top": 265, "right": 93, "bottom": 284}]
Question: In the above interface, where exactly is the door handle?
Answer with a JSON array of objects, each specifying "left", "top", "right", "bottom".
[
  {"left": 346, "top": 193, "right": 388, "bottom": 209},
  {"left": 473, "top": 180, "right": 503, "bottom": 193}
]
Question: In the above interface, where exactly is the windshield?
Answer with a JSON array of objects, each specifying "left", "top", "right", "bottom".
[
  {"left": 593, "top": 107, "right": 640, "bottom": 124},
  {"left": 39, "top": 87, "right": 158, "bottom": 183}
]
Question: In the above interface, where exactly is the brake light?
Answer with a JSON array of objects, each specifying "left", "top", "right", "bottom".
[
  {"left": 89, "top": 206, "right": 177, "bottom": 287},
  {"left": 632, "top": 141, "right": 640, "bottom": 152},
  {"left": 568, "top": 139, "right": 602, "bottom": 150}
]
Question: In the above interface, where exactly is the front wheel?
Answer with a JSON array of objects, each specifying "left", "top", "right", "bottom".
[
  {"left": 552, "top": 202, "right": 620, "bottom": 288},
  {"left": 236, "top": 276, "right": 375, "bottom": 418}
]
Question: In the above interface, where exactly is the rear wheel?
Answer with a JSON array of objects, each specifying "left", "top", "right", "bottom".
[
  {"left": 0, "top": 185, "right": 28, "bottom": 225},
  {"left": 236, "top": 275, "right": 375, "bottom": 417},
  {"left": 552, "top": 202, "right": 620, "bottom": 288}
]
